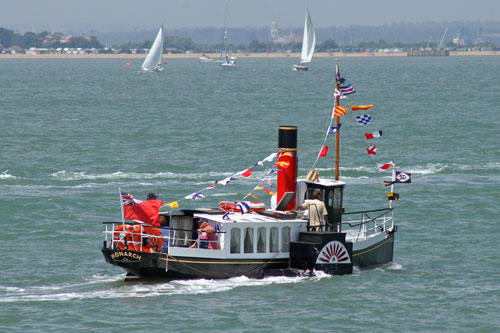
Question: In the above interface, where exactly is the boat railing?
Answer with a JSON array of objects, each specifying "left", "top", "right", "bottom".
[
  {"left": 102, "top": 222, "right": 224, "bottom": 253},
  {"left": 340, "top": 208, "right": 393, "bottom": 241}
]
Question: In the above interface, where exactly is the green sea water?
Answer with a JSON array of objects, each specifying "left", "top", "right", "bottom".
[{"left": 1, "top": 56, "right": 499, "bottom": 332}]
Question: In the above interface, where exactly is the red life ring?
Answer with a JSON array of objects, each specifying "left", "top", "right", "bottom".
[{"left": 219, "top": 201, "right": 265, "bottom": 212}]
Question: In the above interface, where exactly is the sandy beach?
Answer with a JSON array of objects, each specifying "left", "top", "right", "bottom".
[{"left": 0, "top": 51, "right": 498, "bottom": 59}]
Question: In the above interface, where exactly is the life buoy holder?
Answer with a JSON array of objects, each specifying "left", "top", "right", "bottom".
[{"left": 219, "top": 201, "right": 265, "bottom": 213}]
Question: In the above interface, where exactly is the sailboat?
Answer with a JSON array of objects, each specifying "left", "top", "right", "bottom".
[
  {"left": 293, "top": 9, "right": 316, "bottom": 71},
  {"left": 101, "top": 59, "right": 398, "bottom": 280},
  {"left": 140, "top": 25, "right": 165, "bottom": 72},
  {"left": 219, "top": 0, "right": 238, "bottom": 69}
]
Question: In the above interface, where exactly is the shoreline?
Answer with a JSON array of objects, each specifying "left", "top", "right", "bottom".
[{"left": 0, "top": 51, "right": 498, "bottom": 59}]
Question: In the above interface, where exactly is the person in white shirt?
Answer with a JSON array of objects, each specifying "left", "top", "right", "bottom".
[{"left": 297, "top": 190, "right": 330, "bottom": 231}]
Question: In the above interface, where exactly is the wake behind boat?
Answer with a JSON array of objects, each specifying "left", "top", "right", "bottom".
[
  {"left": 293, "top": 9, "right": 316, "bottom": 71},
  {"left": 140, "top": 25, "right": 165, "bottom": 72},
  {"left": 102, "top": 60, "right": 402, "bottom": 280}
]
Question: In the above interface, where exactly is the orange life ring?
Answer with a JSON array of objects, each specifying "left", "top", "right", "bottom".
[
  {"left": 125, "top": 225, "right": 164, "bottom": 253},
  {"left": 219, "top": 201, "right": 265, "bottom": 212},
  {"left": 113, "top": 224, "right": 132, "bottom": 250},
  {"left": 127, "top": 225, "right": 144, "bottom": 252},
  {"left": 142, "top": 227, "right": 164, "bottom": 253}
]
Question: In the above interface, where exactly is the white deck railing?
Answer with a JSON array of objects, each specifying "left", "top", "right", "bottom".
[{"left": 341, "top": 208, "right": 394, "bottom": 241}]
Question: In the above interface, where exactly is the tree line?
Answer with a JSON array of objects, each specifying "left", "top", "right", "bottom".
[
  {"left": 0, "top": 28, "right": 103, "bottom": 49},
  {"left": 1, "top": 27, "right": 496, "bottom": 52}
]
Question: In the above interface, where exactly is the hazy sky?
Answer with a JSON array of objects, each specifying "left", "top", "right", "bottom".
[{"left": 2, "top": 0, "right": 499, "bottom": 32}]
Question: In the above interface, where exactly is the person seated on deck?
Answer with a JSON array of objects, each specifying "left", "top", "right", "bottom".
[
  {"left": 189, "top": 220, "right": 219, "bottom": 249},
  {"left": 158, "top": 215, "right": 169, "bottom": 250},
  {"left": 294, "top": 190, "right": 331, "bottom": 231}
]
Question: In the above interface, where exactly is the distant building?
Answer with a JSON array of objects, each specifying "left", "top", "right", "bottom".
[
  {"left": 452, "top": 30, "right": 465, "bottom": 46},
  {"left": 270, "top": 21, "right": 300, "bottom": 45}
]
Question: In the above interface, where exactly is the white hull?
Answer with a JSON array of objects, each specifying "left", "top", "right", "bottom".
[
  {"left": 220, "top": 61, "right": 238, "bottom": 69},
  {"left": 293, "top": 64, "right": 309, "bottom": 71}
]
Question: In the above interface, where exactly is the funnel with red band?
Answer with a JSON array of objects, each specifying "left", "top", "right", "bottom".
[{"left": 276, "top": 126, "right": 298, "bottom": 210}]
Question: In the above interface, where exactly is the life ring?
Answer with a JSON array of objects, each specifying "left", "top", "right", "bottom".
[
  {"left": 127, "top": 225, "right": 144, "bottom": 252},
  {"left": 142, "top": 227, "right": 164, "bottom": 253},
  {"left": 113, "top": 224, "right": 132, "bottom": 250},
  {"left": 126, "top": 225, "right": 164, "bottom": 253},
  {"left": 219, "top": 201, "right": 265, "bottom": 212}
]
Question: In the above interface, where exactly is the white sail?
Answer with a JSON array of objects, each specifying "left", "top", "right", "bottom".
[
  {"left": 299, "top": 9, "right": 316, "bottom": 64},
  {"left": 141, "top": 25, "right": 164, "bottom": 72}
]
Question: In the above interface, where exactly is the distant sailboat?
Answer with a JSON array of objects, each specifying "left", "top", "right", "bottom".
[
  {"left": 199, "top": 54, "right": 214, "bottom": 63},
  {"left": 293, "top": 9, "right": 316, "bottom": 71},
  {"left": 219, "top": 0, "right": 238, "bottom": 69},
  {"left": 141, "top": 25, "right": 165, "bottom": 72}
]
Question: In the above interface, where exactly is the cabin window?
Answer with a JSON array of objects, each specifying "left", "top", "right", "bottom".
[
  {"left": 334, "top": 187, "right": 343, "bottom": 210},
  {"left": 270, "top": 227, "right": 279, "bottom": 253},
  {"left": 328, "top": 190, "right": 334, "bottom": 208},
  {"left": 281, "top": 227, "right": 291, "bottom": 252},
  {"left": 257, "top": 227, "right": 267, "bottom": 253},
  {"left": 230, "top": 228, "right": 241, "bottom": 253},
  {"left": 244, "top": 227, "right": 254, "bottom": 253}
]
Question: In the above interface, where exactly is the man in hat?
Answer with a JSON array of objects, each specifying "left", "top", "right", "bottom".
[
  {"left": 147, "top": 193, "right": 158, "bottom": 200},
  {"left": 145, "top": 193, "right": 166, "bottom": 227}
]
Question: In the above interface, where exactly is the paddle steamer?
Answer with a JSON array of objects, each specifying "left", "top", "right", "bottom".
[{"left": 102, "top": 126, "right": 396, "bottom": 279}]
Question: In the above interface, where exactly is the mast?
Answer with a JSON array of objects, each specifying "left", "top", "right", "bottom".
[
  {"left": 334, "top": 59, "right": 340, "bottom": 180},
  {"left": 221, "top": 0, "right": 228, "bottom": 61}
]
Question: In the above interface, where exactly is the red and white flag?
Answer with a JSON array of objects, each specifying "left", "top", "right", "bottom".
[
  {"left": 364, "top": 131, "right": 382, "bottom": 140},
  {"left": 377, "top": 162, "right": 394, "bottom": 172},
  {"left": 366, "top": 145, "right": 377, "bottom": 155},
  {"left": 240, "top": 168, "right": 253, "bottom": 177},
  {"left": 334, "top": 90, "right": 347, "bottom": 99}
]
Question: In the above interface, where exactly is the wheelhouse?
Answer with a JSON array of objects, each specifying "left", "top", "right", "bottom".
[{"left": 296, "top": 179, "right": 345, "bottom": 230}]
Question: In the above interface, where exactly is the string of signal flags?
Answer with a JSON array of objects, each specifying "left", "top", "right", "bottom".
[
  {"left": 163, "top": 152, "right": 281, "bottom": 209},
  {"left": 307, "top": 73, "right": 412, "bottom": 201}
]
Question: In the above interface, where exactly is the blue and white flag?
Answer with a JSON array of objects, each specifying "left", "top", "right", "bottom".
[
  {"left": 340, "top": 84, "right": 356, "bottom": 95},
  {"left": 327, "top": 124, "right": 342, "bottom": 134},
  {"left": 235, "top": 201, "right": 250, "bottom": 214},
  {"left": 222, "top": 212, "right": 236, "bottom": 222},
  {"left": 220, "top": 176, "right": 233, "bottom": 186},
  {"left": 184, "top": 192, "right": 206, "bottom": 200},
  {"left": 356, "top": 114, "right": 372, "bottom": 125}
]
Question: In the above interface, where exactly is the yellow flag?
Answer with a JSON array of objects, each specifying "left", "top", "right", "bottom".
[
  {"left": 387, "top": 192, "right": 400, "bottom": 201},
  {"left": 165, "top": 201, "right": 179, "bottom": 208},
  {"left": 255, "top": 186, "right": 276, "bottom": 195},
  {"left": 350, "top": 104, "right": 373, "bottom": 111},
  {"left": 247, "top": 193, "right": 261, "bottom": 200}
]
